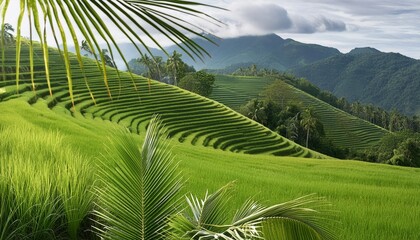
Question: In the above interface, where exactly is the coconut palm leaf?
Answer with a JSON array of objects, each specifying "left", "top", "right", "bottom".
[
  {"left": 94, "top": 116, "right": 183, "bottom": 239},
  {"left": 0, "top": 0, "right": 221, "bottom": 107},
  {"left": 169, "top": 184, "right": 339, "bottom": 240}
]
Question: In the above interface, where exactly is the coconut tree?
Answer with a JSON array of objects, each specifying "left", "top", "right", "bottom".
[
  {"left": 81, "top": 39, "right": 93, "bottom": 56},
  {"left": 100, "top": 49, "right": 116, "bottom": 68},
  {"left": 301, "top": 108, "right": 317, "bottom": 148},
  {"left": 1, "top": 23, "right": 14, "bottom": 44},
  {"left": 167, "top": 50, "right": 183, "bottom": 85},
  {"left": 95, "top": 116, "right": 338, "bottom": 239},
  {"left": 1, "top": 23, "right": 14, "bottom": 81},
  {"left": 0, "top": 0, "right": 221, "bottom": 107},
  {"left": 138, "top": 54, "right": 153, "bottom": 78},
  {"left": 153, "top": 56, "right": 164, "bottom": 81}
]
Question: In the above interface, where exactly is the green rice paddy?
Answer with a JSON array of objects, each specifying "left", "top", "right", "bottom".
[{"left": 0, "top": 45, "right": 419, "bottom": 239}]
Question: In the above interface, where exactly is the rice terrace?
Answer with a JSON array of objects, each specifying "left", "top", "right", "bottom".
[{"left": 1, "top": 0, "right": 420, "bottom": 240}]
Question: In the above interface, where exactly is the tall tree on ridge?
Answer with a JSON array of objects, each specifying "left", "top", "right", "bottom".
[
  {"left": 167, "top": 51, "right": 182, "bottom": 85},
  {"left": 301, "top": 108, "right": 317, "bottom": 148},
  {"left": 1, "top": 23, "right": 14, "bottom": 44}
]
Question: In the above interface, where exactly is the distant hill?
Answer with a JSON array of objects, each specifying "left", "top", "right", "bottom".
[
  {"left": 86, "top": 34, "right": 339, "bottom": 70},
  {"left": 292, "top": 48, "right": 420, "bottom": 116},
  {"left": 167, "top": 34, "right": 341, "bottom": 70}
]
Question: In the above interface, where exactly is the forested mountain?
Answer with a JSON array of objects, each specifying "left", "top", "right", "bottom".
[
  {"left": 292, "top": 48, "right": 420, "bottom": 116},
  {"left": 167, "top": 34, "right": 341, "bottom": 70}
]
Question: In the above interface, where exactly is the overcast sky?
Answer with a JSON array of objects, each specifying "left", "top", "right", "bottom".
[
  {"left": 198, "top": 0, "right": 420, "bottom": 59},
  {"left": 3, "top": 0, "right": 420, "bottom": 59}
]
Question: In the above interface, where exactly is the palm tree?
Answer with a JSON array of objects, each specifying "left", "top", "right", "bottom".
[
  {"left": 244, "top": 99, "right": 267, "bottom": 125},
  {"left": 1, "top": 23, "right": 14, "bottom": 44},
  {"left": 101, "top": 49, "right": 116, "bottom": 68},
  {"left": 1, "top": 23, "right": 14, "bottom": 81},
  {"left": 167, "top": 50, "right": 183, "bottom": 85},
  {"left": 153, "top": 56, "right": 164, "bottom": 81},
  {"left": 96, "top": 116, "right": 338, "bottom": 239},
  {"left": 138, "top": 54, "right": 153, "bottom": 78},
  {"left": 81, "top": 39, "right": 93, "bottom": 56},
  {"left": 301, "top": 108, "right": 317, "bottom": 148},
  {"left": 0, "top": 0, "right": 220, "bottom": 107}
]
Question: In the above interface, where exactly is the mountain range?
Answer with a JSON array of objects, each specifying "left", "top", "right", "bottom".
[
  {"left": 291, "top": 47, "right": 420, "bottom": 116},
  {"left": 166, "top": 34, "right": 340, "bottom": 70}
]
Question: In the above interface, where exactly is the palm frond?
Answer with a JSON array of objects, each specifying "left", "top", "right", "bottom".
[
  {"left": 0, "top": 0, "right": 222, "bottom": 106},
  {"left": 94, "top": 116, "right": 183, "bottom": 239},
  {"left": 232, "top": 195, "right": 339, "bottom": 240},
  {"left": 170, "top": 186, "right": 339, "bottom": 240}
]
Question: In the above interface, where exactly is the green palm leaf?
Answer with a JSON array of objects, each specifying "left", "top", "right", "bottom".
[
  {"left": 95, "top": 116, "right": 183, "bottom": 239},
  {"left": 170, "top": 184, "right": 339, "bottom": 240},
  {"left": 0, "top": 0, "right": 221, "bottom": 107}
]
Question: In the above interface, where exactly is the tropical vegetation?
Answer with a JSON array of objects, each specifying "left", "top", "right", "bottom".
[
  {"left": 130, "top": 51, "right": 196, "bottom": 85},
  {"left": 178, "top": 70, "right": 216, "bottom": 97}
]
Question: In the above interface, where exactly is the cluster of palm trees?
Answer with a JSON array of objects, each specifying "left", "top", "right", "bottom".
[
  {"left": 240, "top": 99, "right": 324, "bottom": 149},
  {"left": 136, "top": 50, "right": 185, "bottom": 85}
]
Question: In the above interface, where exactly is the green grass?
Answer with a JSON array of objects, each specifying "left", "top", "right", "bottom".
[
  {"left": 0, "top": 120, "right": 95, "bottom": 239},
  {"left": 210, "top": 75, "right": 388, "bottom": 150},
  {"left": 1, "top": 45, "right": 419, "bottom": 239},
  {"left": 0, "top": 98, "right": 419, "bottom": 240}
]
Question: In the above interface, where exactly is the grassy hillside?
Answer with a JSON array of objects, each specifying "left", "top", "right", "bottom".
[
  {"left": 1, "top": 44, "right": 420, "bottom": 239},
  {"left": 210, "top": 75, "right": 389, "bottom": 151},
  {"left": 292, "top": 48, "right": 420, "bottom": 116},
  {"left": 1, "top": 84, "right": 420, "bottom": 240},
  {"left": 0, "top": 44, "right": 321, "bottom": 159}
]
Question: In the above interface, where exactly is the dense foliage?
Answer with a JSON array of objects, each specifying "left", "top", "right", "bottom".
[
  {"left": 178, "top": 70, "right": 216, "bottom": 97},
  {"left": 359, "top": 132, "right": 420, "bottom": 167},
  {"left": 239, "top": 99, "right": 347, "bottom": 157}
]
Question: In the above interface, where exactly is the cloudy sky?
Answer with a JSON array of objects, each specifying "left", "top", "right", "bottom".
[
  {"left": 3, "top": 0, "right": 420, "bottom": 59},
  {"left": 198, "top": 0, "right": 420, "bottom": 59}
]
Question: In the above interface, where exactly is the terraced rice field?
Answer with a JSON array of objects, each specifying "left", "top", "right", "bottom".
[
  {"left": 211, "top": 75, "right": 275, "bottom": 109},
  {"left": 0, "top": 45, "right": 322, "bottom": 159},
  {"left": 2, "top": 45, "right": 420, "bottom": 240},
  {"left": 211, "top": 76, "right": 389, "bottom": 150}
]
